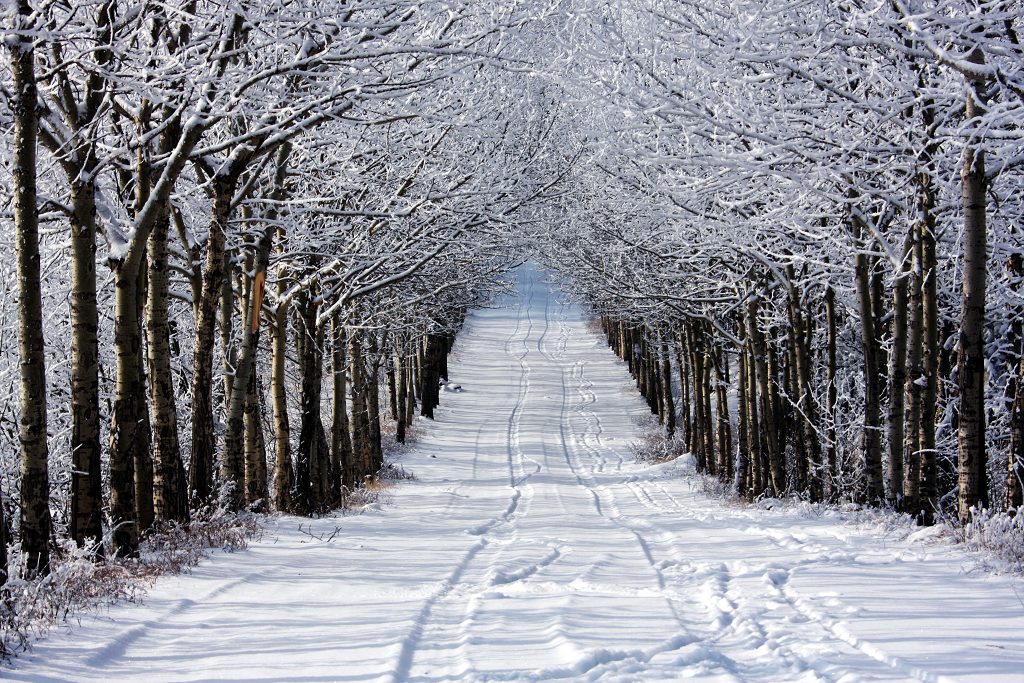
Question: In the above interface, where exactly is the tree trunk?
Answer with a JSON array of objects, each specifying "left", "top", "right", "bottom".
[
  {"left": 747, "top": 295, "right": 782, "bottom": 495},
  {"left": 271, "top": 304, "right": 293, "bottom": 512},
  {"left": 331, "top": 315, "right": 353, "bottom": 496},
  {"left": 957, "top": 48, "right": 990, "bottom": 522},
  {"left": 11, "top": 5, "right": 52, "bottom": 574},
  {"left": 714, "top": 344, "right": 732, "bottom": 480},
  {"left": 661, "top": 341, "right": 676, "bottom": 436},
  {"left": 368, "top": 333, "right": 385, "bottom": 473},
  {"left": 397, "top": 350, "right": 409, "bottom": 444},
  {"left": 350, "top": 332, "right": 371, "bottom": 485},
  {"left": 1007, "top": 253, "right": 1024, "bottom": 511},
  {"left": 888, "top": 230, "right": 913, "bottom": 507},
  {"left": 110, "top": 266, "right": 143, "bottom": 557},
  {"left": 69, "top": 178, "right": 104, "bottom": 548},
  {"left": 824, "top": 285, "right": 838, "bottom": 500},
  {"left": 676, "top": 337, "right": 692, "bottom": 448},
  {"left": 904, "top": 219, "right": 925, "bottom": 518},
  {"left": 147, "top": 203, "right": 188, "bottom": 524},
  {"left": 853, "top": 224, "right": 885, "bottom": 502},
  {"left": 189, "top": 176, "right": 236, "bottom": 505},
  {"left": 223, "top": 230, "right": 271, "bottom": 510},
  {"left": 134, "top": 264, "right": 155, "bottom": 533},
  {"left": 244, "top": 365, "right": 268, "bottom": 509}
]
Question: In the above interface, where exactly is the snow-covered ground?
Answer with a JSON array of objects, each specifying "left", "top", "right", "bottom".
[{"left": 7, "top": 264, "right": 1024, "bottom": 682}]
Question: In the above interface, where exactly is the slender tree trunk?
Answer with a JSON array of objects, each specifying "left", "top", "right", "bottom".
[
  {"left": 736, "top": 323, "right": 751, "bottom": 498},
  {"left": 853, "top": 224, "right": 885, "bottom": 502},
  {"left": 244, "top": 365, "right": 268, "bottom": 508},
  {"left": 766, "top": 336, "right": 785, "bottom": 489},
  {"left": 147, "top": 203, "right": 188, "bottom": 524},
  {"left": 11, "top": 5, "right": 52, "bottom": 573},
  {"left": 676, "top": 337, "right": 692, "bottom": 448},
  {"left": 110, "top": 266, "right": 142, "bottom": 557},
  {"left": 134, "top": 264, "right": 154, "bottom": 533},
  {"left": 350, "top": 332, "right": 370, "bottom": 485},
  {"left": 397, "top": 349, "right": 409, "bottom": 444},
  {"left": 223, "top": 230, "right": 271, "bottom": 510},
  {"left": 69, "top": 179, "right": 104, "bottom": 547},
  {"left": 957, "top": 48, "right": 990, "bottom": 522},
  {"left": 824, "top": 286, "right": 838, "bottom": 500},
  {"left": 331, "top": 314, "right": 353, "bottom": 496},
  {"left": 888, "top": 230, "right": 913, "bottom": 506},
  {"left": 1007, "top": 252, "right": 1024, "bottom": 511},
  {"left": 919, "top": 192, "right": 940, "bottom": 523},
  {"left": 904, "top": 218, "right": 925, "bottom": 519},
  {"left": 387, "top": 356, "right": 398, "bottom": 422},
  {"left": 368, "top": 345, "right": 384, "bottom": 473},
  {"left": 661, "top": 341, "right": 676, "bottom": 436},
  {"left": 747, "top": 295, "right": 782, "bottom": 495},
  {"left": 189, "top": 176, "right": 236, "bottom": 505},
  {"left": 271, "top": 304, "right": 292, "bottom": 512},
  {"left": 714, "top": 344, "right": 732, "bottom": 480},
  {"left": 405, "top": 348, "right": 417, "bottom": 433}
]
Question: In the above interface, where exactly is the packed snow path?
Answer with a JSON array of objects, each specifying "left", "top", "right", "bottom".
[{"left": 9, "top": 265, "right": 1024, "bottom": 682}]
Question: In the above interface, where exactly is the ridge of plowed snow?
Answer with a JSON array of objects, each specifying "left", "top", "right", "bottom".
[{"left": 6, "top": 263, "right": 1023, "bottom": 682}]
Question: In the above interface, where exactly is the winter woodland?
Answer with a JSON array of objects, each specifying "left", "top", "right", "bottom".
[{"left": 1, "top": 0, "right": 1023, "bottom": 672}]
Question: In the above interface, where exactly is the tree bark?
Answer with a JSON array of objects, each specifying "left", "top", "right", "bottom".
[
  {"left": 736, "top": 322, "right": 751, "bottom": 498},
  {"left": 332, "top": 315, "right": 353, "bottom": 495},
  {"left": 134, "top": 263, "right": 154, "bottom": 533},
  {"left": 11, "top": 2, "right": 52, "bottom": 574},
  {"left": 888, "top": 230, "right": 913, "bottom": 506},
  {"left": 69, "top": 178, "right": 104, "bottom": 547},
  {"left": 957, "top": 46, "right": 990, "bottom": 522},
  {"left": 853, "top": 223, "right": 885, "bottom": 503},
  {"left": 223, "top": 229, "right": 271, "bottom": 510},
  {"left": 147, "top": 199, "right": 188, "bottom": 524},
  {"left": 244, "top": 365, "right": 268, "bottom": 508},
  {"left": 271, "top": 303, "right": 293, "bottom": 512},
  {"left": 824, "top": 285, "right": 838, "bottom": 500},
  {"left": 1007, "top": 254, "right": 1024, "bottom": 511},
  {"left": 189, "top": 175, "right": 237, "bottom": 505},
  {"left": 660, "top": 341, "right": 676, "bottom": 436},
  {"left": 747, "top": 296, "right": 783, "bottom": 494}
]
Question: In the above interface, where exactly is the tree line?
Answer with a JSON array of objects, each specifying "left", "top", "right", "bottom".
[
  {"left": 541, "top": 0, "right": 1023, "bottom": 526},
  {"left": 0, "top": 0, "right": 566, "bottom": 580}
]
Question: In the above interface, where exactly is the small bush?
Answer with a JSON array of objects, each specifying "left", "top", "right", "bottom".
[
  {"left": 631, "top": 427, "right": 688, "bottom": 464},
  {"left": 956, "top": 507, "right": 1024, "bottom": 574}
]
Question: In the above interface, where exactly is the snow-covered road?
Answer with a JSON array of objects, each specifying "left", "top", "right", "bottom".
[{"left": 8, "top": 264, "right": 1024, "bottom": 682}]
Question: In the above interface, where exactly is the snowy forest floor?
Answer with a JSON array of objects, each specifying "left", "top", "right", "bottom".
[{"left": 6, "top": 264, "right": 1024, "bottom": 682}]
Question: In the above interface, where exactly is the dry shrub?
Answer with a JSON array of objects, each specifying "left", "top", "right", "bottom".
[
  {"left": 955, "top": 507, "right": 1024, "bottom": 574},
  {"left": 631, "top": 425, "right": 688, "bottom": 464}
]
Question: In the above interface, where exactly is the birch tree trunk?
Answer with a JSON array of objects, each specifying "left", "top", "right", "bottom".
[
  {"left": 147, "top": 200, "right": 188, "bottom": 523},
  {"left": 69, "top": 177, "right": 104, "bottom": 546},
  {"left": 331, "top": 315, "right": 352, "bottom": 496},
  {"left": 271, "top": 302, "right": 293, "bottom": 512},
  {"left": 956, "top": 45, "right": 990, "bottom": 522},
  {"left": 189, "top": 176, "right": 237, "bottom": 505},
  {"left": 853, "top": 224, "right": 885, "bottom": 502},
  {"left": 887, "top": 231, "right": 913, "bottom": 507},
  {"left": 11, "top": 0, "right": 52, "bottom": 574}
]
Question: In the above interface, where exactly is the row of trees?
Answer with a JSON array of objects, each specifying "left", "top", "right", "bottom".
[
  {"left": 1, "top": 0, "right": 566, "bottom": 580},
  {"left": 541, "top": 0, "right": 1023, "bottom": 525}
]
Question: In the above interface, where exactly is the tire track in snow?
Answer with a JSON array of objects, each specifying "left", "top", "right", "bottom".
[
  {"left": 396, "top": 270, "right": 548, "bottom": 681},
  {"left": 525, "top": 292, "right": 717, "bottom": 677}
]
